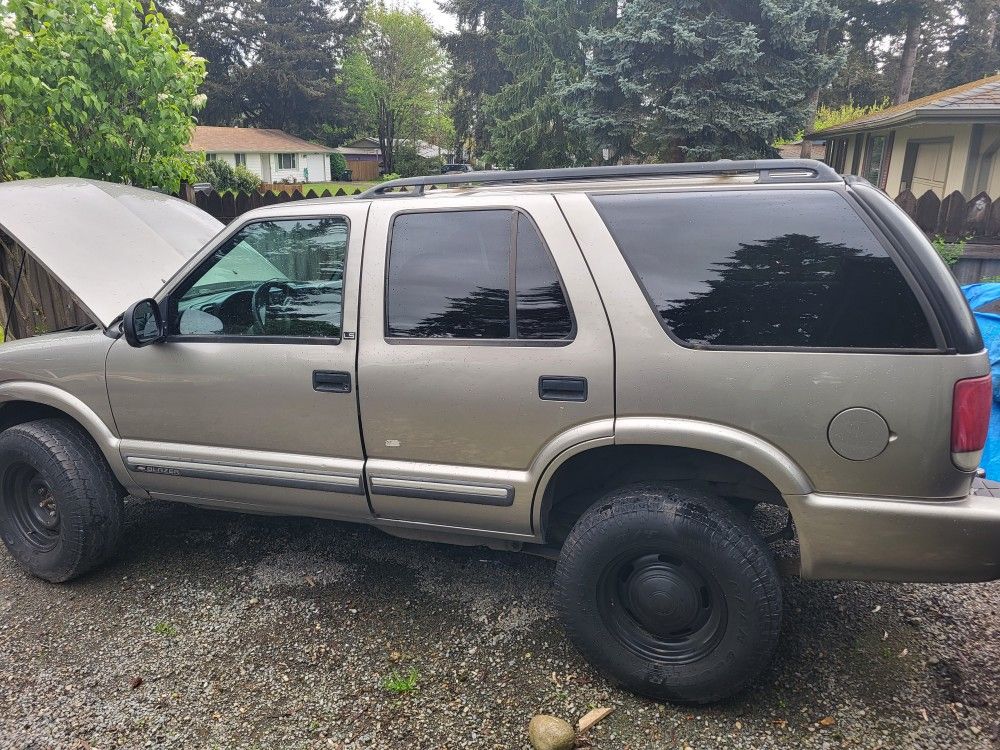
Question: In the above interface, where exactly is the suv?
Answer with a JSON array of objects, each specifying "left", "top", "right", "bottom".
[
  {"left": 441, "top": 162, "right": 475, "bottom": 174},
  {"left": 0, "top": 161, "right": 997, "bottom": 705}
]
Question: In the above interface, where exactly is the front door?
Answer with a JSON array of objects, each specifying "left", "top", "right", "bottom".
[
  {"left": 106, "top": 204, "right": 370, "bottom": 521},
  {"left": 357, "top": 195, "right": 615, "bottom": 538}
]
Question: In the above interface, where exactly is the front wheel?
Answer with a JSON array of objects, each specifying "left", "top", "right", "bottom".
[
  {"left": 555, "top": 483, "right": 782, "bottom": 704},
  {"left": 0, "top": 418, "right": 123, "bottom": 582}
]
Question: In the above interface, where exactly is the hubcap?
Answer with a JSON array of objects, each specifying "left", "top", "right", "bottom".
[
  {"left": 2, "top": 462, "right": 60, "bottom": 550},
  {"left": 598, "top": 551, "right": 727, "bottom": 665}
]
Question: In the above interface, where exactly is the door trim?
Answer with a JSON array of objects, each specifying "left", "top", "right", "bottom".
[
  {"left": 124, "top": 455, "right": 365, "bottom": 494},
  {"left": 369, "top": 475, "right": 515, "bottom": 506}
]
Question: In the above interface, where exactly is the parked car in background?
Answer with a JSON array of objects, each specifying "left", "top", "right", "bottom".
[
  {"left": 441, "top": 162, "right": 474, "bottom": 174},
  {"left": 0, "top": 160, "right": 997, "bottom": 706}
]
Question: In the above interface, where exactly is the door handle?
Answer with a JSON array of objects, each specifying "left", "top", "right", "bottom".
[
  {"left": 538, "top": 376, "right": 588, "bottom": 402},
  {"left": 313, "top": 370, "right": 352, "bottom": 393}
]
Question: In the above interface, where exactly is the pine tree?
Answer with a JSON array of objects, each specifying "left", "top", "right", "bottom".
[
  {"left": 482, "top": 0, "right": 615, "bottom": 169},
  {"left": 166, "top": 0, "right": 364, "bottom": 140},
  {"left": 439, "top": 0, "right": 523, "bottom": 161},
  {"left": 561, "top": 0, "right": 844, "bottom": 162}
]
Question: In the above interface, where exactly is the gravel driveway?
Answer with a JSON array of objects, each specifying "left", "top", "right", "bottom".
[{"left": 1, "top": 498, "right": 998, "bottom": 750}]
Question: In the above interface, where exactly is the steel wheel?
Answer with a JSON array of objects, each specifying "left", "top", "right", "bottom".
[
  {"left": 597, "top": 550, "right": 727, "bottom": 665},
  {"left": 2, "top": 461, "right": 60, "bottom": 552}
]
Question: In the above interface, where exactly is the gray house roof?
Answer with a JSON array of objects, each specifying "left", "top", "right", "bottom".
[{"left": 809, "top": 73, "right": 1000, "bottom": 138}]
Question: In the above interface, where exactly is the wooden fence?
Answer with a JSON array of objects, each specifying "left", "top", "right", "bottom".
[
  {"left": 187, "top": 185, "right": 365, "bottom": 224},
  {"left": 893, "top": 188, "right": 1000, "bottom": 240},
  {"left": 0, "top": 232, "right": 92, "bottom": 339}
]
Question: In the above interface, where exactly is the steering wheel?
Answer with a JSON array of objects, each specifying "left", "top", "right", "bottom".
[{"left": 251, "top": 280, "right": 296, "bottom": 333}]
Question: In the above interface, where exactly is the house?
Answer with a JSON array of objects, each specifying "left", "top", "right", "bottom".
[
  {"left": 332, "top": 137, "right": 456, "bottom": 181},
  {"left": 187, "top": 126, "right": 335, "bottom": 184},
  {"left": 333, "top": 137, "right": 382, "bottom": 181},
  {"left": 808, "top": 73, "right": 1000, "bottom": 199}
]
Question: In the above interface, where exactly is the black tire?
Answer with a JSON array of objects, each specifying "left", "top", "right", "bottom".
[
  {"left": 0, "top": 418, "right": 123, "bottom": 582},
  {"left": 555, "top": 482, "right": 781, "bottom": 704}
]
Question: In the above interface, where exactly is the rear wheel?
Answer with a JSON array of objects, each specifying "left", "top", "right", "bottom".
[
  {"left": 0, "top": 418, "right": 123, "bottom": 582},
  {"left": 555, "top": 482, "right": 782, "bottom": 704}
]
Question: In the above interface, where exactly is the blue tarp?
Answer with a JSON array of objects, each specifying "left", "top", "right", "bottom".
[{"left": 962, "top": 283, "right": 1000, "bottom": 479}]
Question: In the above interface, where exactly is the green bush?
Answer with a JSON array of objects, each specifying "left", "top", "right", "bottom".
[
  {"left": 194, "top": 158, "right": 234, "bottom": 189},
  {"left": 232, "top": 164, "right": 262, "bottom": 193},
  {"left": 393, "top": 145, "right": 442, "bottom": 178},
  {"left": 379, "top": 172, "right": 401, "bottom": 182},
  {"left": 330, "top": 152, "right": 348, "bottom": 180},
  {"left": 931, "top": 234, "right": 967, "bottom": 266},
  {"left": 194, "top": 159, "right": 261, "bottom": 193}
]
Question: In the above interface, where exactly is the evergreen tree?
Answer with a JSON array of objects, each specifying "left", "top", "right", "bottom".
[
  {"left": 240, "top": 0, "right": 361, "bottom": 138},
  {"left": 439, "top": 0, "right": 522, "bottom": 161},
  {"left": 482, "top": 0, "right": 615, "bottom": 169},
  {"left": 561, "top": 0, "right": 844, "bottom": 162},
  {"left": 165, "top": 0, "right": 364, "bottom": 140},
  {"left": 162, "top": 0, "right": 246, "bottom": 126},
  {"left": 943, "top": 0, "right": 1000, "bottom": 89}
]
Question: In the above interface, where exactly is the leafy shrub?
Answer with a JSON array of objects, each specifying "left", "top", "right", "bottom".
[
  {"left": 194, "top": 158, "right": 234, "bottom": 188},
  {"left": 393, "top": 145, "right": 441, "bottom": 178},
  {"left": 232, "top": 164, "right": 262, "bottom": 192},
  {"left": 379, "top": 172, "right": 401, "bottom": 182},
  {"left": 931, "top": 234, "right": 967, "bottom": 266},
  {"left": 194, "top": 159, "right": 261, "bottom": 193},
  {"left": 330, "top": 152, "right": 348, "bottom": 180}
]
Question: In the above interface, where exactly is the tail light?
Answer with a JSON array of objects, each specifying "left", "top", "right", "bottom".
[{"left": 952, "top": 375, "right": 992, "bottom": 469}]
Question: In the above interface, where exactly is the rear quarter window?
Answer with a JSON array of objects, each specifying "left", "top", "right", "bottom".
[{"left": 590, "top": 189, "right": 936, "bottom": 349}]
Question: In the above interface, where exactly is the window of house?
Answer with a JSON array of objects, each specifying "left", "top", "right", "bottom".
[
  {"left": 863, "top": 135, "right": 887, "bottom": 186},
  {"left": 591, "top": 189, "right": 935, "bottom": 349},
  {"left": 205, "top": 153, "right": 218, "bottom": 162},
  {"left": 277, "top": 153, "right": 298, "bottom": 170},
  {"left": 172, "top": 217, "right": 349, "bottom": 340},
  {"left": 386, "top": 210, "right": 573, "bottom": 340},
  {"left": 235, "top": 153, "right": 247, "bottom": 166}
]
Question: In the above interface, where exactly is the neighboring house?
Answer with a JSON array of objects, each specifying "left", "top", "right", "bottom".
[
  {"left": 333, "top": 137, "right": 382, "bottom": 182},
  {"left": 187, "top": 126, "right": 334, "bottom": 184},
  {"left": 808, "top": 73, "right": 1000, "bottom": 199},
  {"left": 332, "top": 137, "right": 455, "bottom": 181}
]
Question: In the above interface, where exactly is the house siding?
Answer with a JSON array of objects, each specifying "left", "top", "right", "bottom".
[{"left": 203, "top": 151, "right": 331, "bottom": 183}]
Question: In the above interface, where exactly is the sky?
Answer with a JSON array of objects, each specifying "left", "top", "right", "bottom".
[{"left": 408, "top": 0, "right": 457, "bottom": 32}]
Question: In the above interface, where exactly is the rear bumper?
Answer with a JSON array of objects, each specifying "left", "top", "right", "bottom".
[{"left": 786, "top": 478, "right": 1000, "bottom": 582}]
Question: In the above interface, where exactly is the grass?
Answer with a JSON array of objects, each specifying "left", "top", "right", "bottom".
[
  {"left": 153, "top": 621, "right": 178, "bottom": 637},
  {"left": 382, "top": 666, "right": 420, "bottom": 694}
]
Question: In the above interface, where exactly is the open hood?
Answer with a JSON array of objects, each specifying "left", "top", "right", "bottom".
[{"left": 0, "top": 178, "right": 223, "bottom": 327}]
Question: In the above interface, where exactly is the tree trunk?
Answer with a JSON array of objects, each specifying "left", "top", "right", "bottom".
[{"left": 895, "top": 12, "right": 921, "bottom": 105}]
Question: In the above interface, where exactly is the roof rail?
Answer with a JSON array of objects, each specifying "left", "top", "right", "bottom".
[{"left": 357, "top": 159, "right": 842, "bottom": 198}]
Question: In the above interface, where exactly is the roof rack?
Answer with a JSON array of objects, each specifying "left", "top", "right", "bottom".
[{"left": 357, "top": 159, "right": 842, "bottom": 198}]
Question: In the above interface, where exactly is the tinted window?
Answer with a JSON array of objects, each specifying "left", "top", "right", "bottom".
[
  {"left": 173, "top": 217, "right": 347, "bottom": 339},
  {"left": 387, "top": 210, "right": 511, "bottom": 338},
  {"left": 592, "top": 190, "right": 935, "bottom": 349},
  {"left": 516, "top": 216, "right": 573, "bottom": 339},
  {"left": 386, "top": 210, "right": 574, "bottom": 340}
]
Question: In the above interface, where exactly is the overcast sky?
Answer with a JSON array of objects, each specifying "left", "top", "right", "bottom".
[{"left": 408, "top": 0, "right": 457, "bottom": 32}]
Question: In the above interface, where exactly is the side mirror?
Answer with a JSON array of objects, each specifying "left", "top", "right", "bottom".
[{"left": 122, "top": 298, "right": 165, "bottom": 347}]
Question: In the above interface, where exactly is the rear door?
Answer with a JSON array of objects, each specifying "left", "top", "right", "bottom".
[{"left": 357, "top": 194, "right": 614, "bottom": 538}]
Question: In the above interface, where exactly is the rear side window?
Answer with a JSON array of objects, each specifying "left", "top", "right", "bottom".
[
  {"left": 591, "top": 190, "right": 936, "bottom": 349},
  {"left": 386, "top": 210, "right": 573, "bottom": 340}
]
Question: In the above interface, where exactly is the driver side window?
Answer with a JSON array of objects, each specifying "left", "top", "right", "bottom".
[{"left": 171, "top": 217, "right": 348, "bottom": 340}]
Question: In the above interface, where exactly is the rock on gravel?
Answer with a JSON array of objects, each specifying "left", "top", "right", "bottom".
[{"left": 0, "top": 497, "right": 998, "bottom": 749}]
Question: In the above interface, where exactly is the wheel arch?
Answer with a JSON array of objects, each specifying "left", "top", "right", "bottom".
[
  {"left": 0, "top": 382, "right": 140, "bottom": 495},
  {"left": 532, "top": 416, "right": 813, "bottom": 542}
]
